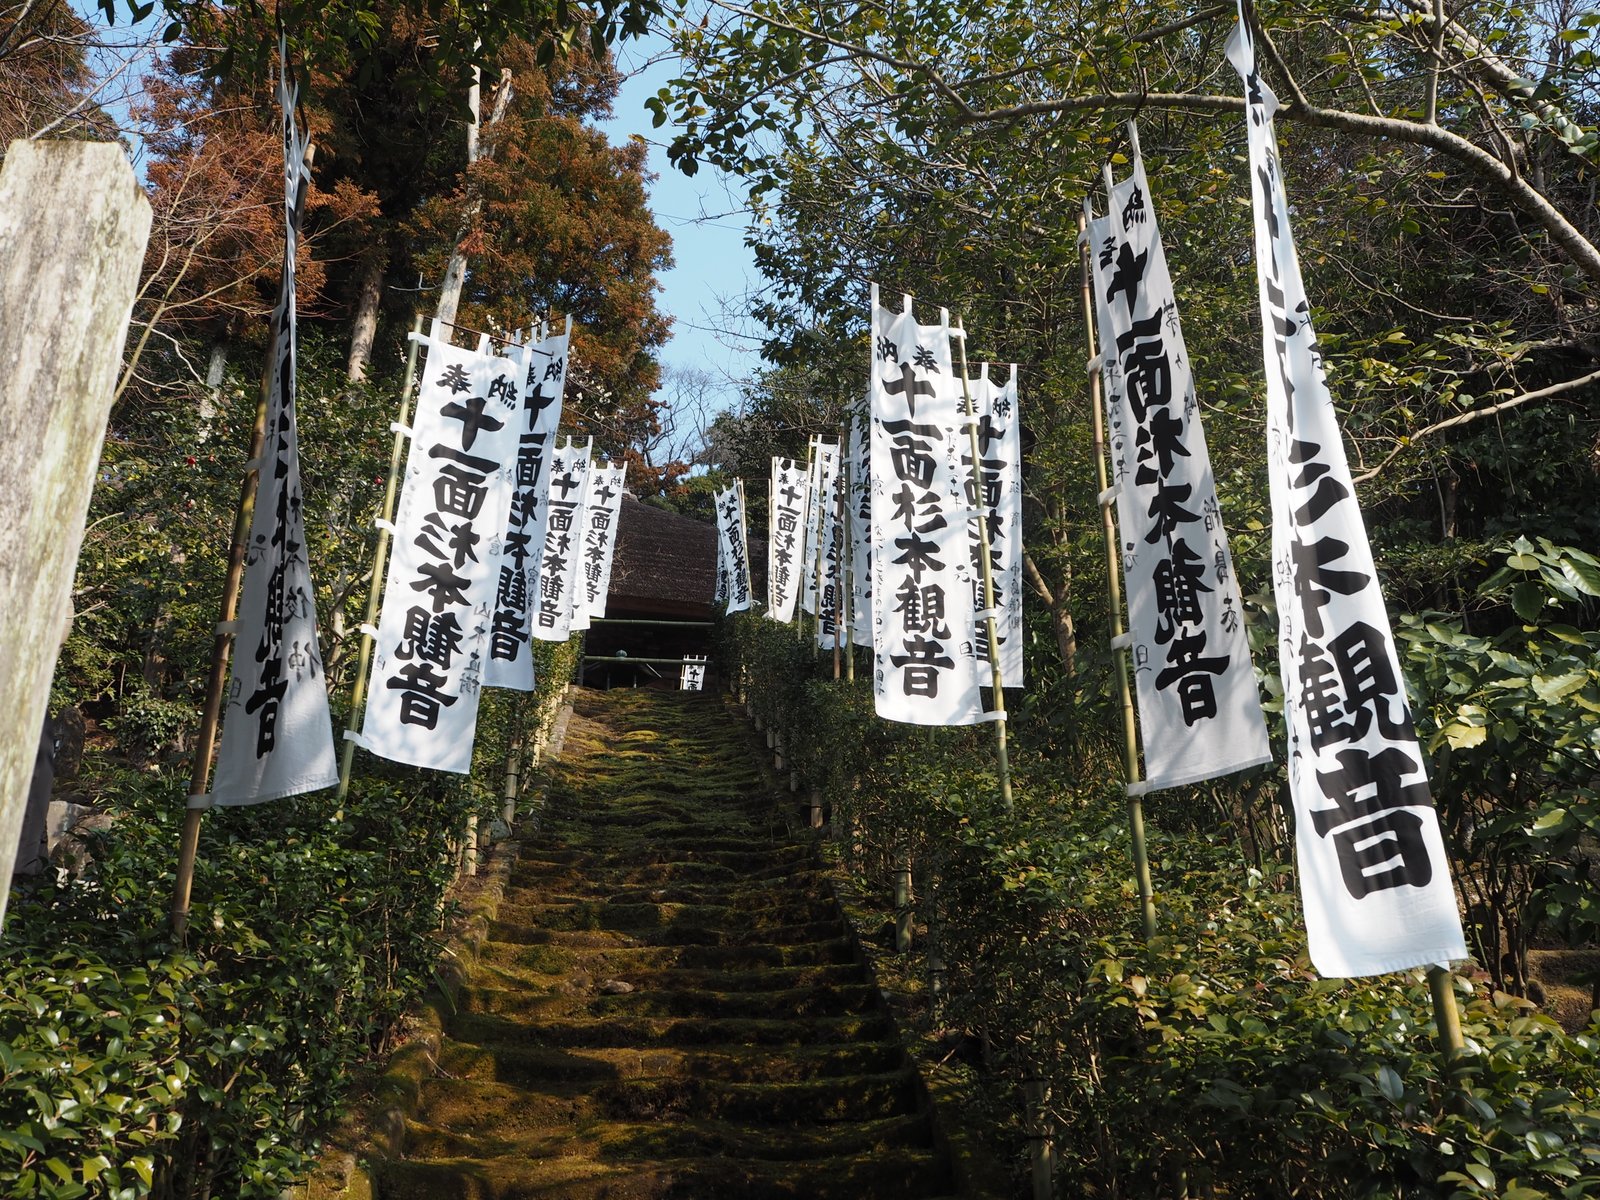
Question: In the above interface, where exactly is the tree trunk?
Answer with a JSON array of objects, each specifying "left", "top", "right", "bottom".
[
  {"left": 0, "top": 141, "right": 151, "bottom": 927},
  {"left": 435, "top": 68, "right": 514, "bottom": 333},
  {"left": 346, "top": 246, "right": 386, "bottom": 381}
]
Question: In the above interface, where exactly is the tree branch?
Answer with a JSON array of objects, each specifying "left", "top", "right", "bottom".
[{"left": 1352, "top": 366, "right": 1600, "bottom": 484}]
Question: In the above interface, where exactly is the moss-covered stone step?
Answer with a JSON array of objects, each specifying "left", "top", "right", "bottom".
[
  {"left": 475, "top": 934, "right": 859, "bottom": 975},
  {"left": 432, "top": 1037, "right": 906, "bottom": 1087},
  {"left": 489, "top": 896, "right": 840, "bottom": 936},
  {"left": 376, "top": 1146, "right": 950, "bottom": 1200},
  {"left": 404, "top": 1109, "right": 935, "bottom": 1165},
  {"left": 444, "top": 1009, "right": 896, "bottom": 1051},
  {"left": 499, "top": 879, "right": 834, "bottom": 910},
  {"left": 374, "top": 689, "right": 955, "bottom": 1200}
]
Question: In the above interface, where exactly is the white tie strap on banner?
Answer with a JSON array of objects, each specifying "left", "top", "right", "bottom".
[{"left": 1229, "top": 13, "right": 1467, "bottom": 977}]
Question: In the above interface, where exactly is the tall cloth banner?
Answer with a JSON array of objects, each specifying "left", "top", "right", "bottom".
[
  {"left": 680, "top": 655, "right": 707, "bottom": 691},
  {"left": 801, "top": 438, "right": 838, "bottom": 614},
  {"left": 532, "top": 438, "right": 593, "bottom": 642},
  {"left": 715, "top": 483, "right": 753, "bottom": 613},
  {"left": 847, "top": 401, "right": 874, "bottom": 645},
  {"left": 484, "top": 321, "right": 569, "bottom": 690},
  {"left": 964, "top": 364, "right": 1025, "bottom": 688},
  {"left": 357, "top": 330, "right": 521, "bottom": 773},
  {"left": 815, "top": 442, "right": 846, "bottom": 649},
  {"left": 1087, "top": 151, "right": 1272, "bottom": 791},
  {"left": 868, "top": 290, "right": 982, "bottom": 726},
  {"left": 211, "top": 63, "right": 338, "bottom": 805},
  {"left": 571, "top": 461, "right": 627, "bottom": 631},
  {"left": 1228, "top": 13, "right": 1466, "bottom": 977},
  {"left": 767, "top": 457, "right": 810, "bottom": 622}
]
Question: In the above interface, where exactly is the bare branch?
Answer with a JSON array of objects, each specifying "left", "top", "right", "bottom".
[{"left": 1352, "top": 366, "right": 1600, "bottom": 483}]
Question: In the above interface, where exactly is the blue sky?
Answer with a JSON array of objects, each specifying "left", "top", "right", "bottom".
[{"left": 597, "top": 37, "right": 764, "bottom": 415}]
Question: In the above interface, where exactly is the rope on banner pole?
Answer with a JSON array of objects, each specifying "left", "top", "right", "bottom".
[
  {"left": 172, "top": 142, "right": 317, "bottom": 941},
  {"left": 335, "top": 312, "right": 424, "bottom": 814},
  {"left": 1078, "top": 208, "right": 1157, "bottom": 941},
  {"left": 952, "top": 315, "right": 1014, "bottom": 816}
]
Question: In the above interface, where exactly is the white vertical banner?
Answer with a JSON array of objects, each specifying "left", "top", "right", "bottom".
[
  {"left": 814, "top": 441, "right": 845, "bottom": 649},
  {"left": 801, "top": 438, "right": 838, "bottom": 614},
  {"left": 848, "top": 400, "right": 874, "bottom": 645},
  {"left": 212, "top": 57, "right": 338, "bottom": 804},
  {"left": 868, "top": 288, "right": 982, "bottom": 726},
  {"left": 714, "top": 482, "right": 753, "bottom": 614},
  {"left": 484, "top": 319, "right": 569, "bottom": 690},
  {"left": 1086, "top": 148, "right": 1273, "bottom": 792},
  {"left": 571, "top": 461, "right": 627, "bottom": 631},
  {"left": 1229, "top": 14, "right": 1466, "bottom": 977},
  {"left": 767, "top": 457, "right": 810, "bottom": 622},
  {"left": 963, "top": 363, "right": 1025, "bottom": 689},
  {"left": 531, "top": 438, "right": 592, "bottom": 642},
  {"left": 357, "top": 328, "right": 521, "bottom": 773},
  {"left": 680, "top": 654, "right": 707, "bottom": 691}
]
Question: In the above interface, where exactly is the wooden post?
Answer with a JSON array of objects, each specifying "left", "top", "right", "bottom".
[
  {"left": 809, "top": 787, "right": 824, "bottom": 829},
  {"left": 1079, "top": 208, "right": 1157, "bottom": 941},
  {"left": 0, "top": 142, "right": 151, "bottom": 928}
]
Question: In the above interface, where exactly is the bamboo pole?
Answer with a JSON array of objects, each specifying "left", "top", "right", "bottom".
[
  {"left": 334, "top": 312, "right": 424, "bottom": 811},
  {"left": 1078, "top": 209, "right": 1157, "bottom": 941},
  {"left": 951, "top": 316, "right": 1014, "bottom": 815},
  {"left": 172, "top": 144, "right": 316, "bottom": 941}
]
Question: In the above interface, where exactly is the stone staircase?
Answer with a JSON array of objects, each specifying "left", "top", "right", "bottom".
[{"left": 373, "top": 687, "right": 959, "bottom": 1199}]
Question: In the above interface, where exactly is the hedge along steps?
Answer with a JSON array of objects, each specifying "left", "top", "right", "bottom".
[{"left": 368, "top": 687, "right": 961, "bottom": 1200}]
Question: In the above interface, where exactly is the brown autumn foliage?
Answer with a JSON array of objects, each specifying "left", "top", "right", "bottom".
[{"left": 405, "top": 37, "right": 677, "bottom": 491}]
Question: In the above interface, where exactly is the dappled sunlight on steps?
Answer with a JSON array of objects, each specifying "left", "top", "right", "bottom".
[{"left": 374, "top": 687, "right": 959, "bottom": 1200}]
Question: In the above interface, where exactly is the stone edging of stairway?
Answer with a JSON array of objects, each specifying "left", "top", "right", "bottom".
[
  {"left": 282, "top": 695, "right": 577, "bottom": 1200},
  {"left": 726, "top": 693, "right": 1012, "bottom": 1200}
]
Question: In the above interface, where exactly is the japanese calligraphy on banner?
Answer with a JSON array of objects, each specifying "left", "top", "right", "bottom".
[
  {"left": 1087, "top": 150, "right": 1271, "bottom": 793},
  {"left": 963, "top": 363, "right": 1025, "bottom": 688},
  {"left": 768, "top": 457, "right": 810, "bottom": 622},
  {"left": 801, "top": 438, "right": 838, "bottom": 614},
  {"left": 869, "top": 288, "right": 982, "bottom": 726},
  {"left": 358, "top": 329, "right": 520, "bottom": 773},
  {"left": 571, "top": 461, "right": 627, "bottom": 631},
  {"left": 532, "top": 438, "right": 592, "bottom": 642},
  {"left": 212, "top": 60, "right": 337, "bottom": 805},
  {"left": 815, "top": 441, "right": 846, "bottom": 649},
  {"left": 1229, "top": 14, "right": 1466, "bottom": 977},
  {"left": 848, "top": 403, "right": 874, "bottom": 645},
  {"left": 680, "top": 655, "right": 707, "bottom": 691},
  {"left": 715, "top": 482, "right": 753, "bottom": 613},
  {"left": 484, "top": 320, "right": 568, "bottom": 690}
]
